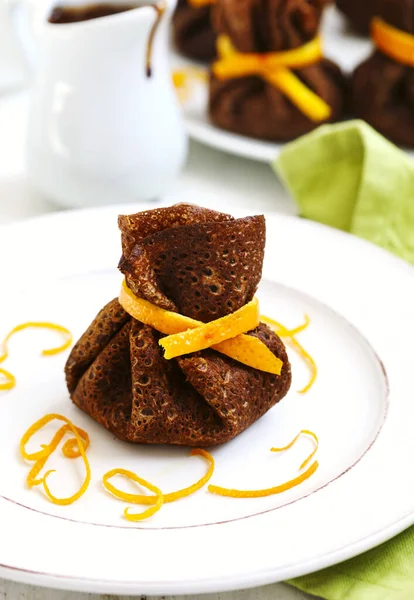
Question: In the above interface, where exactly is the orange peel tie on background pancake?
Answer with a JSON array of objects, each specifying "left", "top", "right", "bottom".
[
  {"left": 213, "top": 35, "right": 331, "bottom": 122},
  {"left": 0, "top": 322, "right": 72, "bottom": 391},
  {"left": 119, "top": 279, "right": 283, "bottom": 375},
  {"left": 188, "top": 0, "right": 216, "bottom": 6},
  {"left": 372, "top": 17, "right": 414, "bottom": 67}
]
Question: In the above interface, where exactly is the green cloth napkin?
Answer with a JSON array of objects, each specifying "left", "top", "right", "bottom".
[
  {"left": 272, "top": 120, "right": 414, "bottom": 599},
  {"left": 274, "top": 120, "right": 414, "bottom": 265},
  {"left": 289, "top": 526, "right": 414, "bottom": 600}
]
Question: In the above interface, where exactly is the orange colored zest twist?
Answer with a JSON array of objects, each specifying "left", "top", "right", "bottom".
[
  {"left": 120, "top": 279, "right": 282, "bottom": 375},
  {"left": 103, "top": 470, "right": 165, "bottom": 521},
  {"left": 262, "top": 315, "right": 316, "bottom": 394},
  {"left": 172, "top": 67, "right": 208, "bottom": 103},
  {"left": 213, "top": 35, "right": 331, "bottom": 122},
  {"left": 271, "top": 429, "right": 319, "bottom": 470},
  {"left": 208, "top": 461, "right": 318, "bottom": 498},
  {"left": 0, "top": 322, "right": 72, "bottom": 391},
  {"left": 103, "top": 449, "right": 214, "bottom": 518},
  {"left": 20, "top": 414, "right": 90, "bottom": 505},
  {"left": 372, "top": 17, "right": 414, "bottom": 67}
]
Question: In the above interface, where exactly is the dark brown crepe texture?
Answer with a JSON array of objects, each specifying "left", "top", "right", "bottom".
[
  {"left": 336, "top": 0, "right": 379, "bottom": 35},
  {"left": 173, "top": 0, "right": 217, "bottom": 62},
  {"left": 208, "top": 0, "right": 347, "bottom": 142},
  {"left": 65, "top": 205, "right": 292, "bottom": 447},
  {"left": 351, "top": 0, "right": 414, "bottom": 147}
]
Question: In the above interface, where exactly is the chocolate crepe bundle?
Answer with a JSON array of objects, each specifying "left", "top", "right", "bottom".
[
  {"left": 336, "top": 0, "right": 379, "bottom": 35},
  {"left": 208, "top": 0, "right": 347, "bottom": 142},
  {"left": 351, "top": 0, "right": 414, "bottom": 147},
  {"left": 173, "top": 0, "right": 217, "bottom": 62},
  {"left": 65, "top": 205, "right": 291, "bottom": 447}
]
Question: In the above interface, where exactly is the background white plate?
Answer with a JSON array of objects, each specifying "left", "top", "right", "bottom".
[
  {"left": 175, "top": 6, "right": 414, "bottom": 163},
  {"left": 0, "top": 203, "right": 413, "bottom": 595}
]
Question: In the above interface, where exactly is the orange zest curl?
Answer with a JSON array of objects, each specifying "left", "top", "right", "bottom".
[
  {"left": 103, "top": 469, "right": 164, "bottom": 521},
  {"left": 262, "top": 314, "right": 317, "bottom": 393},
  {"left": 172, "top": 67, "right": 208, "bottom": 103},
  {"left": 0, "top": 322, "right": 72, "bottom": 391},
  {"left": 20, "top": 414, "right": 90, "bottom": 505},
  {"left": 208, "top": 460, "right": 318, "bottom": 498},
  {"left": 103, "top": 449, "right": 214, "bottom": 520},
  {"left": 0, "top": 367, "right": 15, "bottom": 391},
  {"left": 271, "top": 429, "right": 319, "bottom": 470}
]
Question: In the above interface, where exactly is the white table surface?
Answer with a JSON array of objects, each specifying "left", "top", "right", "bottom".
[{"left": 0, "top": 89, "right": 320, "bottom": 600}]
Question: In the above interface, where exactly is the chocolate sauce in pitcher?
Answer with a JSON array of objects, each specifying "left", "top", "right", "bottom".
[{"left": 48, "top": 1, "right": 166, "bottom": 76}]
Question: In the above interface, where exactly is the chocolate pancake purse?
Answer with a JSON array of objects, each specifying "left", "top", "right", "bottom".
[
  {"left": 173, "top": 0, "right": 217, "bottom": 62},
  {"left": 208, "top": 0, "right": 346, "bottom": 142},
  {"left": 336, "top": 0, "right": 379, "bottom": 34},
  {"left": 351, "top": 0, "right": 414, "bottom": 147},
  {"left": 65, "top": 205, "right": 292, "bottom": 447}
]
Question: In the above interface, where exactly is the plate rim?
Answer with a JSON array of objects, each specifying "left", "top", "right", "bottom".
[{"left": 0, "top": 203, "right": 413, "bottom": 595}]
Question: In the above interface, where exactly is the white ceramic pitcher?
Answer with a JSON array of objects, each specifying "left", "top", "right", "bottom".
[{"left": 13, "top": 0, "right": 188, "bottom": 207}]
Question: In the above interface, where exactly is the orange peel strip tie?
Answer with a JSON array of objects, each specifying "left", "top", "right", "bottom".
[
  {"left": 213, "top": 35, "right": 331, "bottom": 122},
  {"left": 262, "top": 314, "right": 316, "bottom": 394},
  {"left": 271, "top": 429, "right": 319, "bottom": 470},
  {"left": 188, "top": 0, "right": 216, "bottom": 6},
  {"left": 372, "top": 17, "right": 414, "bottom": 67},
  {"left": 103, "top": 449, "right": 214, "bottom": 515},
  {"left": 0, "top": 322, "right": 72, "bottom": 391},
  {"left": 20, "top": 414, "right": 90, "bottom": 505}
]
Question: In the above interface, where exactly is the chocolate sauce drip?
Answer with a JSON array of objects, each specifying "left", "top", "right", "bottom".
[{"left": 48, "top": 2, "right": 165, "bottom": 77}]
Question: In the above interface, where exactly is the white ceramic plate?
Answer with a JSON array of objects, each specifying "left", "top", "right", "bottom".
[
  {"left": 0, "top": 203, "right": 413, "bottom": 595},
  {"left": 174, "top": 7, "right": 414, "bottom": 162}
]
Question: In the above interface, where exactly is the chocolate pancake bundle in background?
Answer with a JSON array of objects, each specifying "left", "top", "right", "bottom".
[
  {"left": 351, "top": 0, "right": 414, "bottom": 148},
  {"left": 65, "top": 205, "right": 291, "bottom": 447},
  {"left": 336, "top": 0, "right": 379, "bottom": 34},
  {"left": 208, "top": 0, "right": 346, "bottom": 142},
  {"left": 173, "top": 0, "right": 216, "bottom": 62}
]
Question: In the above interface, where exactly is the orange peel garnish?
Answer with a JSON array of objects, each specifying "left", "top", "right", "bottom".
[
  {"left": 271, "top": 429, "right": 319, "bottom": 470},
  {"left": 160, "top": 298, "right": 260, "bottom": 359},
  {"left": 20, "top": 414, "right": 90, "bottom": 505},
  {"left": 0, "top": 322, "right": 72, "bottom": 391},
  {"left": 208, "top": 460, "right": 318, "bottom": 498},
  {"left": 214, "top": 35, "right": 331, "bottom": 122},
  {"left": 103, "top": 448, "right": 214, "bottom": 509},
  {"left": 262, "top": 314, "right": 316, "bottom": 393},
  {"left": 120, "top": 280, "right": 282, "bottom": 375},
  {"left": 188, "top": 0, "right": 216, "bottom": 6},
  {"left": 172, "top": 67, "right": 208, "bottom": 103},
  {"left": 103, "top": 469, "right": 164, "bottom": 521},
  {"left": 372, "top": 17, "right": 414, "bottom": 67},
  {"left": 0, "top": 367, "right": 15, "bottom": 391}
]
